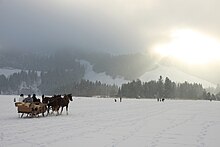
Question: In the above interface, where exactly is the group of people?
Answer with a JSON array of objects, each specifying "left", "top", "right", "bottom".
[
  {"left": 15, "top": 94, "right": 41, "bottom": 103},
  {"left": 114, "top": 97, "right": 122, "bottom": 102}
]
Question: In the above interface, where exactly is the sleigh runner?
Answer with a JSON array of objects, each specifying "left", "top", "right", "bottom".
[{"left": 15, "top": 102, "right": 47, "bottom": 118}]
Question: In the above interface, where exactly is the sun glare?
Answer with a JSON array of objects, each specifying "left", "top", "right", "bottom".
[{"left": 154, "top": 29, "right": 220, "bottom": 64}]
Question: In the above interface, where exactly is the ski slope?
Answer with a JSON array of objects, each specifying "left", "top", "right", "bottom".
[
  {"left": 79, "top": 60, "right": 128, "bottom": 86},
  {"left": 0, "top": 63, "right": 216, "bottom": 88},
  {"left": 1, "top": 95, "right": 220, "bottom": 147},
  {"left": 79, "top": 60, "right": 216, "bottom": 88},
  {"left": 140, "top": 65, "right": 216, "bottom": 88}
]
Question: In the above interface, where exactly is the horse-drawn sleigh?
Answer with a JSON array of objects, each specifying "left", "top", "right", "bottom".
[
  {"left": 15, "top": 93, "right": 73, "bottom": 118},
  {"left": 15, "top": 102, "right": 47, "bottom": 118}
]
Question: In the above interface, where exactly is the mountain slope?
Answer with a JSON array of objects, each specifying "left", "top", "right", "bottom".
[
  {"left": 78, "top": 60, "right": 128, "bottom": 86},
  {"left": 0, "top": 63, "right": 216, "bottom": 89},
  {"left": 78, "top": 60, "right": 216, "bottom": 88},
  {"left": 139, "top": 65, "right": 216, "bottom": 88}
]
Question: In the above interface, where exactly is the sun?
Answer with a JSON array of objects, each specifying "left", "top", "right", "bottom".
[{"left": 153, "top": 29, "right": 220, "bottom": 64}]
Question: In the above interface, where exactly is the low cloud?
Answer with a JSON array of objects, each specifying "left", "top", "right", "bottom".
[{"left": 0, "top": 0, "right": 220, "bottom": 54}]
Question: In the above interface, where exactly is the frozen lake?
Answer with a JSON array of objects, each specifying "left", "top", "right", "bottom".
[{"left": 1, "top": 95, "right": 220, "bottom": 147}]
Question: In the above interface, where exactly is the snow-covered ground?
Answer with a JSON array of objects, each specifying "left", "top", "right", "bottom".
[{"left": 1, "top": 95, "right": 220, "bottom": 147}]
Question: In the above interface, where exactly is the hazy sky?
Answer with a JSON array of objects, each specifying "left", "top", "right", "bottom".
[{"left": 1, "top": 0, "right": 220, "bottom": 54}]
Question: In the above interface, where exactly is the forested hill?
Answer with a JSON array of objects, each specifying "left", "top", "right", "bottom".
[
  {"left": 78, "top": 51, "right": 156, "bottom": 80},
  {"left": 0, "top": 49, "right": 153, "bottom": 95},
  {"left": 0, "top": 49, "right": 155, "bottom": 80},
  {"left": 0, "top": 49, "right": 83, "bottom": 71},
  {"left": 0, "top": 49, "right": 219, "bottom": 96}
]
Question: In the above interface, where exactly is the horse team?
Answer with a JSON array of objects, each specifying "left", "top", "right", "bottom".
[{"left": 42, "top": 94, "right": 73, "bottom": 116}]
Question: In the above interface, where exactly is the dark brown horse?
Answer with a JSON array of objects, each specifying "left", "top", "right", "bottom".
[
  {"left": 42, "top": 95, "right": 62, "bottom": 116},
  {"left": 42, "top": 94, "right": 73, "bottom": 115},
  {"left": 60, "top": 94, "right": 73, "bottom": 115}
]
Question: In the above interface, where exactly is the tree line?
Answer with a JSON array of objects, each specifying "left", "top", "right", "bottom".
[
  {"left": 0, "top": 70, "right": 38, "bottom": 94},
  {"left": 119, "top": 76, "right": 218, "bottom": 100},
  {"left": 57, "top": 80, "right": 118, "bottom": 97},
  {"left": 0, "top": 70, "right": 118, "bottom": 97},
  {"left": 0, "top": 70, "right": 219, "bottom": 100}
]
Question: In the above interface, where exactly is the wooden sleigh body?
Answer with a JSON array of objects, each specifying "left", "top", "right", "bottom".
[{"left": 15, "top": 102, "right": 47, "bottom": 118}]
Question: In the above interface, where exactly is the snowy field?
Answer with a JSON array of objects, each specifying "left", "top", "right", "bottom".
[{"left": 1, "top": 95, "right": 220, "bottom": 147}]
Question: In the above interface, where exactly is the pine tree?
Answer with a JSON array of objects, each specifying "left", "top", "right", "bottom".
[
  {"left": 157, "top": 76, "right": 164, "bottom": 98},
  {"left": 164, "top": 77, "right": 172, "bottom": 98}
]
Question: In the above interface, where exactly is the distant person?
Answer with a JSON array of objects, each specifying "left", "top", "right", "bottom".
[
  {"left": 32, "top": 94, "right": 38, "bottom": 102},
  {"left": 33, "top": 94, "right": 41, "bottom": 102},
  {"left": 23, "top": 94, "right": 33, "bottom": 103},
  {"left": 120, "top": 97, "right": 122, "bottom": 102},
  {"left": 41, "top": 94, "right": 45, "bottom": 102},
  {"left": 114, "top": 99, "right": 117, "bottom": 102}
]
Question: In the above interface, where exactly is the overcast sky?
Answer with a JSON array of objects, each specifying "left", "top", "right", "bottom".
[{"left": 1, "top": 0, "right": 220, "bottom": 54}]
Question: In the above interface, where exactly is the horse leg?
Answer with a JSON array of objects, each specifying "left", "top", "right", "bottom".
[
  {"left": 60, "top": 106, "right": 64, "bottom": 115},
  {"left": 47, "top": 105, "right": 50, "bottom": 116},
  {"left": 51, "top": 107, "right": 55, "bottom": 115},
  {"left": 56, "top": 106, "right": 60, "bottom": 116},
  {"left": 66, "top": 105, "right": 68, "bottom": 115}
]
